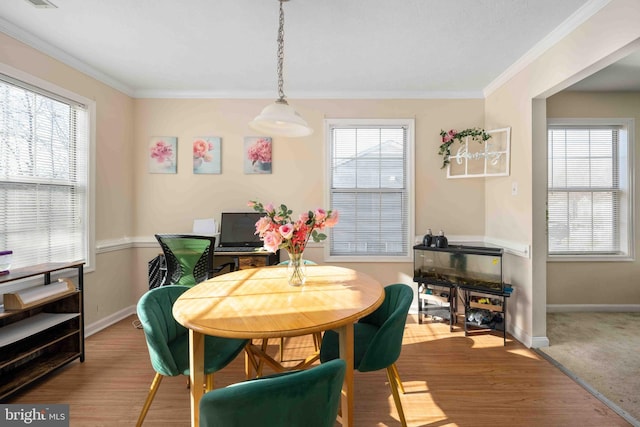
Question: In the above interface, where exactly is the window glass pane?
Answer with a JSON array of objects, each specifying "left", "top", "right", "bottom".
[
  {"left": 550, "top": 158, "right": 566, "bottom": 187},
  {"left": 566, "top": 158, "right": 590, "bottom": 187},
  {"left": 565, "top": 129, "right": 589, "bottom": 157},
  {"left": 356, "top": 158, "right": 380, "bottom": 188},
  {"left": 590, "top": 158, "right": 612, "bottom": 187}
]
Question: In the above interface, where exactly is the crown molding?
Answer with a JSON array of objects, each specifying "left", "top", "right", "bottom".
[
  {"left": 133, "top": 89, "right": 485, "bottom": 100},
  {"left": 483, "top": 0, "right": 612, "bottom": 97},
  {"left": 0, "top": 17, "right": 134, "bottom": 97}
]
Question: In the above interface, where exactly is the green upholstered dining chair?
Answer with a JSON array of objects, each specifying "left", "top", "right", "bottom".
[
  {"left": 198, "top": 359, "right": 346, "bottom": 427},
  {"left": 155, "top": 234, "right": 234, "bottom": 287},
  {"left": 319, "top": 283, "right": 413, "bottom": 427},
  {"left": 136, "top": 285, "right": 248, "bottom": 427}
]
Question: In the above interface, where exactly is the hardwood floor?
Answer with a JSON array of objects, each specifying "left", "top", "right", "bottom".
[{"left": 7, "top": 314, "right": 630, "bottom": 426}]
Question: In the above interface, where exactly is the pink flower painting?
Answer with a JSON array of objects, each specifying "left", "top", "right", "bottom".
[
  {"left": 148, "top": 137, "right": 177, "bottom": 173},
  {"left": 244, "top": 137, "right": 272, "bottom": 174},
  {"left": 193, "top": 137, "right": 221, "bottom": 174}
]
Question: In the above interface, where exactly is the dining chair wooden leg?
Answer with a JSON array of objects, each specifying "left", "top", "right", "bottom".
[
  {"left": 313, "top": 332, "right": 322, "bottom": 351},
  {"left": 136, "top": 373, "right": 163, "bottom": 427},
  {"left": 257, "top": 338, "right": 269, "bottom": 377},
  {"left": 280, "top": 332, "right": 322, "bottom": 363},
  {"left": 386, "top": 365, "right": 407, "bottom": 427},
  {"left": 279, "top": 337, "right": 285, "bottom": 361},
  {"left": 205, "top": 373, "right": 214, "bottom": 392},
  {"left": 245, "top": 344, "right": 257, "bottom": 379}
]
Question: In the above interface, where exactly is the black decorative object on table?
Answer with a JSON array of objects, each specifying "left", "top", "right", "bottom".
[
  {"left": 435, "top": 230, "right": 448, "bottom": 248},
  {"left": 422, "top": 229, "right": 433, "bottom": 247}
]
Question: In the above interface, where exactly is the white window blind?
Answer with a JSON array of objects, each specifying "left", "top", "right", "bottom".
[
  {"left": 547, "top": 121, "right": 632, "bottom": 258},
  {"left": 0, "top": 73, "right": 89, "bottom": 269},
  {"left": 327, "top": 120, "right": 413, "bottom": 260}
]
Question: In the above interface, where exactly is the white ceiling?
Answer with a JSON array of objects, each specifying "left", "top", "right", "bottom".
[{"left": 1, "top": 0, "right": 635, "bottom": 99}]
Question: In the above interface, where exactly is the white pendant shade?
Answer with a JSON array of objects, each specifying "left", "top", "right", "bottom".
[{"left": 249, "top": 101, "right": 313, "bottom": 137}]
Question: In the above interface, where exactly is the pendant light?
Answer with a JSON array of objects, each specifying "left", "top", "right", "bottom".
[{"left": 249, "top": 0, "right": 313, "bottom": 137}]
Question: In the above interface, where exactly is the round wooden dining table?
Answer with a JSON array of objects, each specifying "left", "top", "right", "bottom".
[{"left": 172, "top": 264, "right": 384, "bottom": 427}]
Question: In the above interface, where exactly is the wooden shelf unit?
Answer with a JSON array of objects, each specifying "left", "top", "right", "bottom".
[{"left": 0, "top": 262, "right": 84, "bottom": 400}]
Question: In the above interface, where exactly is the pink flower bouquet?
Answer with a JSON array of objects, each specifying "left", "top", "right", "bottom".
[{"left": 248, "top": 200, "right": 339, "bottom": 254}]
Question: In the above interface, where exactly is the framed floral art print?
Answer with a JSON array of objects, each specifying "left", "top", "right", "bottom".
[
  {"left": 244, "top": 136, "right": 272, "bottom": 174},
  {"left": 193, "top": 137, "right": 221, "bottom": 174},
  {"left": 148, "top": 136, "right": 177, "bottom": 174}
]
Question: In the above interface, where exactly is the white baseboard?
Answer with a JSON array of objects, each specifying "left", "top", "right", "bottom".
[
  {"left": 530, "top": 336, "right": 550, "bottom": 348},
  {"left": 547, "top": 304, "right": 640, "bottom": 313},
  {"left": 84, "top": 305, "right": 137, "bottom": 337}
]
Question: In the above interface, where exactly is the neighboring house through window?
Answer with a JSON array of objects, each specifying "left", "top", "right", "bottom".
[
  {"left": 0, "top": 66, "right": 94, "bottom": 271},
  {"left": 547, "top": 118, "right": 634, "bottom": 260},
  {"left": 325, "top": 119, "right": 414, "bottom": 262}
]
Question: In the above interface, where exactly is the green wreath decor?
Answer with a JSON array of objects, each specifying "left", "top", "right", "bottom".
[{"left": 438, "top": 127, "right": 492, "bottom": 169}]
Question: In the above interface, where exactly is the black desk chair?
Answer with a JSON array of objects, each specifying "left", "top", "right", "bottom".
[{"left": 155, "top": 234, "right": 235, "bottom": 287}]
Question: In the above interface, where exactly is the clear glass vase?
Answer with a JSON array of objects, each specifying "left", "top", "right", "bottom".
[{"left": 286, "top": 251, "right": 307, "bottom": 287}]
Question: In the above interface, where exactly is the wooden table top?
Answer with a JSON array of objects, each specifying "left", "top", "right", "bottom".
[{"left": 172, "top": 265, "right": 384, "bottom": 339}]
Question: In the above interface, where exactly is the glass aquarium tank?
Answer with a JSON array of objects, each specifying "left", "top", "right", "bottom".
[{"left": 413, "top": 244, "right": 503, "bottom": 292}]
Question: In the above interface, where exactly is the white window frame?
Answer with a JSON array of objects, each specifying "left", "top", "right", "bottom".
[
  {"left": 324, "top": 118, "right": 415, "bottom": 262},
  {"left": 0, "top": 63, "right": 96, "bottom": 276},
  {"left": 547, "top": 117, "right": 634, "bottom": 262}
]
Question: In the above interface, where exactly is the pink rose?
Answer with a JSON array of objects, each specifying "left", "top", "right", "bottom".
[
  {"left": 264, "top": 203, "right": 275, "bottom": 214},
  {"left": 442, "top": 129, "right": 457, "bottom": 143},
  {"left": 279, "top": 223, "right": 294, "bottom": 240},
  {"left": 324, "top": 210, "right": 339, "bottom": 227},
  {"left": 314, "top": 208, "right": 327, "bottom": 223},
  {"left": 263, "top": 230, "right": 282, "bottom": 252},
  {"left": 255, "top": 216, "right": 272, "bottom": 236},
  {"left": 299, "top": 212, "right": 310, "bottom": 224}
]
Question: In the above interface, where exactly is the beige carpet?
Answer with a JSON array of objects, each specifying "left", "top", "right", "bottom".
[{"left": 538, "top": 312, "right": 640, "bottom": 425}]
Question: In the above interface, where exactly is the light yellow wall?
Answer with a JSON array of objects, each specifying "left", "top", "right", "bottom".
[
  {"left": 10, "top": 0, "right": 639, "bottom": 341},
  {"left": 547, "top": 91, "right": 640, "bottom": 304},
  {"left": 131, "top": 98, "right": 488, "bottom": 300},
  {"left": 0, "top": 33, "right": 136, "bottom": 325},
  {"left": 484, "top": 0, "right": 640, "bottom": 344}
]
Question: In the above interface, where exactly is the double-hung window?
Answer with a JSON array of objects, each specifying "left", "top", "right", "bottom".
[
  {"left": 325, "top": 119, "right": 414, "bottom": 262},
  {"left": 0, "top": 68, "right": 93, "bottom": 270},
  {"left": 547, "top": 118, "right": 634, "bottom": 260}
]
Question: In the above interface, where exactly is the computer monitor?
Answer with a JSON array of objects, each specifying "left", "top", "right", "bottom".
[{"left": 218, "top": 212, "right": 263, "bottom": 247}]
